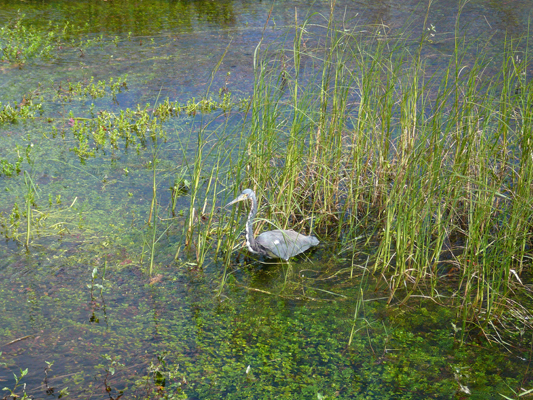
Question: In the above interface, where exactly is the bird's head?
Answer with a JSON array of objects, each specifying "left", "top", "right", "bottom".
[{"left": 226, "top": 189, "right": 254, "bottom": 207}]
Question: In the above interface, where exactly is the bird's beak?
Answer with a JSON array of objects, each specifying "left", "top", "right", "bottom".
[{"left": 225, "top": 194, "right": 248, "bottom": 208}]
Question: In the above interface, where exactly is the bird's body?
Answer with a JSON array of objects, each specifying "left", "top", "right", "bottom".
[{"left": 226, "top": 189, "right": 319, "bottom": 260}]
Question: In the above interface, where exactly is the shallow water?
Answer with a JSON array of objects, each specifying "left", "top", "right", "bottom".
[{"left": 1, "top": 0, "right": 532, "bottom": 398}]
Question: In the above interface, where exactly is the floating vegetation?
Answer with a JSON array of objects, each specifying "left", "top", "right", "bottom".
[
  {"left": 0, "top": 1, "right": 532, "bottom": 399},
  {"left": 0, "top": 99, "right": 43, "bottom": 124},
  {"left": 0, "top": 155, "right": 22, "bottom": 177},
  {"left": 0, "top": 12, "right": 104, "bottom": 64},
  {"left": 54, "top": 76, "right": 129, "bottom": 103}
]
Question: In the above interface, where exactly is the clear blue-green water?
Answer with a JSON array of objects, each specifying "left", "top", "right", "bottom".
[{"left": 0, "top": 0, "right": 532, "bottom": 398}]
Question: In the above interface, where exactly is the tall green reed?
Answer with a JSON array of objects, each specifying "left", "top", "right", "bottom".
[{"left": 213, "top": 7, "right": 533, "bottom": 339}]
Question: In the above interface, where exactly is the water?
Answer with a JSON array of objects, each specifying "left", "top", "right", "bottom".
[{"left": 0, "top": 0, "right": 532, "bottom": 398}]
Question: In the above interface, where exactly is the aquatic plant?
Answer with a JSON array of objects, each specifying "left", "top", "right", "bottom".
[
  {"left": 1, "top": 2, "right": 533, "bottom": 398},
  {"left": 211, "top": 6, "right": 533, "bottom": 345},
  {"left": 0, "top": 12, "right": 103, "bottom": 64}
]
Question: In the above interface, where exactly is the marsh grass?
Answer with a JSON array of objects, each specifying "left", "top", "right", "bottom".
[
  {"left": 195, "top": 8, "right": 533, "bottom": 342},
  {"left": 3, "top": 5, "right": 533, "bottom": 397},
  {"left": 1, "top": 0, "right": 532, "bottom": 345}
]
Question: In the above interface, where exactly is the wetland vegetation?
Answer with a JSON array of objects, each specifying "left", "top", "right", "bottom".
[{"left": 1, "top": 0, "right": 533, "bottom": 398}]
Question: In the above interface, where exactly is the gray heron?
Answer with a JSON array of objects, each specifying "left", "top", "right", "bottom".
[{"left": 226, "top": 189, "right": 319, "bottom": 260}]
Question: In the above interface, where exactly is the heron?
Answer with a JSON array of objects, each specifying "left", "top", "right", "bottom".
[{"left": 226, "top": 189, "right": 319, "bottom": 260}]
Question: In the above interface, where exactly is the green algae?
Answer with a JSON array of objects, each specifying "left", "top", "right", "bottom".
[{"left": 0, "top": 1, "right": 533, "bottom": 399}]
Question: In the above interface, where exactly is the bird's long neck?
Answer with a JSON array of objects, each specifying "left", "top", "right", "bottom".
[{"left": 245, "top": 194, "right": 258, "bottom": 254}]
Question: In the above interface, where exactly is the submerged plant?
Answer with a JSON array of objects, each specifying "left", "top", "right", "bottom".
[
  {"left": 2, "top": 366, "right": 30, "bottom": 400},
  {"left": 0, "top": 3, "right": 532, "bottom": 398},
  {"left": 0, "top": 12, "right": 101, "bottom": 64}
]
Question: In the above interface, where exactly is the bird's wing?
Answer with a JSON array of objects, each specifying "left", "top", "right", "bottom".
[{"left": 256, "top": 230, "right": 317, "bottom": 260}]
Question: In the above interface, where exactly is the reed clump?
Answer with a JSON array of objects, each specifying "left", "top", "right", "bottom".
[{"left": 219, "top": 12, "right": 533, "bottom": 341}]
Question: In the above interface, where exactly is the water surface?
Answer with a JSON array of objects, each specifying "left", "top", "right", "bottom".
[{"left": 0, "top": 0, "right": 532, "bottom": 398}]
